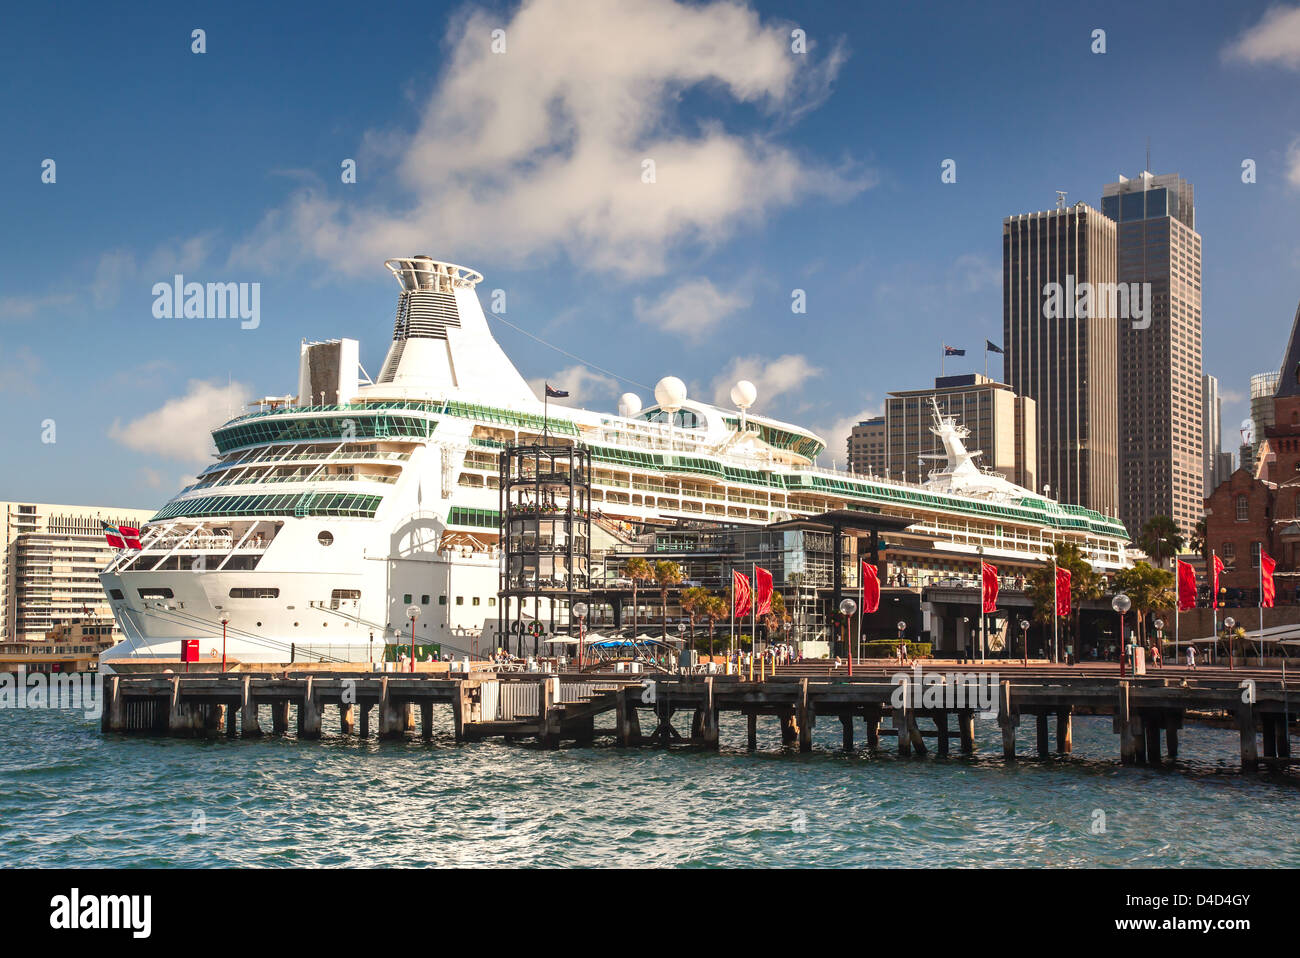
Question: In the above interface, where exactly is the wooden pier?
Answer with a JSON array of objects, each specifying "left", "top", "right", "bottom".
[{"left": 100, "top": 665, "right": 1296, "bottom": 772}]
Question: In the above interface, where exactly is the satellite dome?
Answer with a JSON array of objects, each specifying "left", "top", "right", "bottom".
[
  {"left": 619, "top": 392, "right": 643, "bottom": 417},
  {"left": 654, "top": 376, "right": 687, "bottom": 410},
  {"left": 729, "top": 380, "right": 757, "bottom": 409}
]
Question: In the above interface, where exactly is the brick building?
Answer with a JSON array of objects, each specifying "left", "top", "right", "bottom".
[{"left": 1204, "top": 299, "right": 1300, "bottom": 595}]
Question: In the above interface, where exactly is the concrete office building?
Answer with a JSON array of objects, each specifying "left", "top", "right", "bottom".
[
  {"left": 847, "top": 416, "right": 886, "bottom": 476},
  {"left": 1002, "top": 201, "right": 1119, "bottom": 514},
  {"left": 1, "top": 501, "right": 155, "bottom": 645},
  {"left": 884, "top": 375, "right": 1037, "bottom": 491}
]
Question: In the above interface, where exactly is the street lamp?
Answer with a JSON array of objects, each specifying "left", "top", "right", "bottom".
[
  {"left": 406, "top": 604, "right": 421, "bottom": 673},
  {"left": 839, "top": 598, "right": 857, "bottom": 676},
  {"left": 573, "top": 601, "right": 588, "bottom": 672},
  {"left": 962, "top": 616, "right": 970, "bottom": 663},
  {"left": 1019, "top": 619, "right": 1030, "bottom": 668},
  {"left": 1153, "top": 619, "right": 1164, "bottom": 669},
  {"left": 1224, "top": 615, "right": 1236, "bottom": 671},
  {"left": 1112, "top": 593, "right": 1131, "bottom": 677}
]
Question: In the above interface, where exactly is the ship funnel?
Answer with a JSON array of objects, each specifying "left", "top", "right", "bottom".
[{"left": 373, "top": 256, "right": 536, "bottom": 405}]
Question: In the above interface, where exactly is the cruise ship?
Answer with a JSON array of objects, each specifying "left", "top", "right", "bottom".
[{"left": 99, "top": 256, "right": 1131, "bottom": 666}]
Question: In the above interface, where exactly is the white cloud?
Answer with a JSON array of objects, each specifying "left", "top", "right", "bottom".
[
  {"left": 1223, "top": 5, "right": 1300, "bottom": 68},
  {"left": 709, "top": 353, "right": 820, "bottom": 409},
  {"left": 526, "top": 364, "right": 620, "bottom": 407},
  {"left": 0, "top": 292, "right": 74, "bottom": 322},
  {"left": 108, "top": 379, "right": 252, "bottom": 465},
  {"left": 230, "top": 0, "right": 865, "bottom": 279},
  {"left": 1287, "top": 136, "right": 1300, "bottom": 188},
  {"left": 634, "top": 277, "right": 750, "bottom": 339},
  {"left": 815, "top": 402, "right": 883, "bottom": 470}
]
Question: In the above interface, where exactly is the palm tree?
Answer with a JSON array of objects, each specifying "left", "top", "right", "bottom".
[
  {"left": 1114, "top": 561, "right": 1175, "bottom": 647},
  {"left": 1190, "top": 518, "right": 1209, "bottom": 563},
  {"left": 1025, "top": 542, "right": 1105, "bottom": 654},
  {"left": 623, "top": 556, "right": 653, "bottom": 636},
  {"left": 1138, "top": 515, "right": 1184, "bottom": 568},
  {"left": 680, "top": 585, "right": 711, "bottom": 647},
  {"left": 704, "top": 595, "right": 728, "bottom": 655},
  {"left": 654, "top": 560, "right": 684, "bottom": 641}
]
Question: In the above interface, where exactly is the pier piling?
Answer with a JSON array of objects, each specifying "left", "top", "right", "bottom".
[
  {"left": 95, "top": 668, "right": 1300, "bottom": 775},
  {"left": 1056, "top": 708, "right": 1072, "bottom": 754}
]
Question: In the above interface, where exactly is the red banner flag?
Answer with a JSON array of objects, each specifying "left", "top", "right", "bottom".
[
  {"left": 1261, "top": 550, "right": 1277, "bottom": 608},
  {"left": 755, "top": 567, "right": 773, "bottom": 616},
  {"left": 1176, "top": 559, "right": 1197, "bottom": 612},
  {"left": 732, "top": 570, "right": 752, "bottom": 618},
  {"left": 1212, "top": 554, "right": 1225, "bottom": 609},
  {"left": 861, "top": 561, "right": 880, "bottom": 614},
  {"left": 1055, "top": 567, "right": 1071, "bottom": 617},
  {"left": 119, "top": 525, "right": 143, "bottom": 550},
  {"left": 981, "top": 561, "right": 999, "bottom": 614}
]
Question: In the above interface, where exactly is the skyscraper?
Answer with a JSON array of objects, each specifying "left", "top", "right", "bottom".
[
  {"left": 1102, "top": 171, "right": 1203, "bottom": 540},
  {"left": 1002, "top": 202, "right": 1119, "bottom": 515},
  {"left": 1202, "top": 373, "right": 1223, "bottom": 492}
]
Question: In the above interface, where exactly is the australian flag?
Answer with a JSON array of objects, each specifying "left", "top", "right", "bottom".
[
  {"left": 545, "top": 384, "right": 569, "bottom": 398},
  {"left": 943, "top": 344, "right": 965, "bottom": 357},
  {"left": 985, "top": 339, "right": 1004, "bottom": 354}
]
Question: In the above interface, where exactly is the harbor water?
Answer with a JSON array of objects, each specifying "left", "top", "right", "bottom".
[{"left": 2, "top": 707, "right": 1296, "bottom": 868}]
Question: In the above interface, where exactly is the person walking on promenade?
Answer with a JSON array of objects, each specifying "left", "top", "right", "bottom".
[{"left": 1186, "top": 645, "right": 1197, "bottom": 670}]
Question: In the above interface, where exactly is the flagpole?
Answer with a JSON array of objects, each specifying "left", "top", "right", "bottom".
[
  {"left": 1253, "top": 553, "right": 1263, "bottom": 665},
  {"left": 1052, "top": 554, "right": 1059, "bottom": 664},
  {"left": 857, "top": 563, "right": 864, "bottom": 666},
  {"left": 543, "top": 388, "right": 549, "bottom": 439},
  {"left": 751, "top": 561, "right": 757, "bottom": 666},
  {"left": 729, "top": 565, "right": 735, "bottom": 659},
  {"left": 1212, "top": 549, "right": 1218, "bottom": 664}
]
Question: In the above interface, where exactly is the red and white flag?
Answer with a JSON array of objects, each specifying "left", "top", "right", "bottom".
[
  {"left": 981, "top": 561, "right": 999, "bottom": 614},
  {"left": 1261, "top": 550, "right": 1277, "bottom": 608},
  {"left": 861, "top": 561, "right": 880, "bottom": 614},
  {"left": 119, "top": 525, "right": 143, "bottom": 550},
  {"left": 101, "top": 521, "right": 126, "bottom": 549},
  {"left": 755, "top": 566, "right": 773, "bottom": 616},
  {"left": 1055, "top": 566, "right": 1071, "bottom": 617},
  {"left": 1176, "top": 559, "right": 1197, "bottom": 612},
  {"left": 732, "top": 570, "right": 752, "bottom": 618}
]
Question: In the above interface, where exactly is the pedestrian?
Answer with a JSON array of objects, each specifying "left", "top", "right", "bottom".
[{"left": 1186, "top": 644, "right": 1196, "bottom": 670}]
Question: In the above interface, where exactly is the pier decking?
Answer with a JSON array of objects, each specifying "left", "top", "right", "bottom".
[{"left": 100, "top": 665, "right": 1296, "bottom": 772}]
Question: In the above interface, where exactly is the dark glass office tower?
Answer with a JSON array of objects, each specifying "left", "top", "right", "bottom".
[
  {"left": 1101, "top": 172, "right": 1202, "bottom": 541},
  {"left": 1002, "top": 203, "right": 1120, "bottom": 517}
]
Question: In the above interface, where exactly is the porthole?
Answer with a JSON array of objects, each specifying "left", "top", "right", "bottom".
[{"left": 318, "top": 531, "right": 334, "bottom": 546}]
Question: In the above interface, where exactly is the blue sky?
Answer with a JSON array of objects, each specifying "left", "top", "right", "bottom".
[{"left": 2, "top": 0, "right": 1299, "bottom": 508}]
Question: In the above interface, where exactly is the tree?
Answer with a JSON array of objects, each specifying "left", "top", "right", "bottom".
[
  {"left": 680, "top": 585, "right": 711, "bottom": 646},
  {"left": 764, "top": 591, "right": 789, "bottom": 639},
  {"left": 1138, "top": 515, "right": 1184, "bottom": 568},
  {"left": 1189, "top": 518, "right": 1209, "bottom": 563},
  {"left": 623, "top": 557, "right": 653, "bottom": 635},
  {"left": 1025, "top": 542, "right": 1105, "bottom": 653},
  {"left": 653, "top": 560, "right": 683, "bottom": 641},
  {"left": 704, "top": 595, "right": 728, "bottom": 655},
  {"left": 1113, "top": 561, "right": 1175, "bottom": 647}
]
